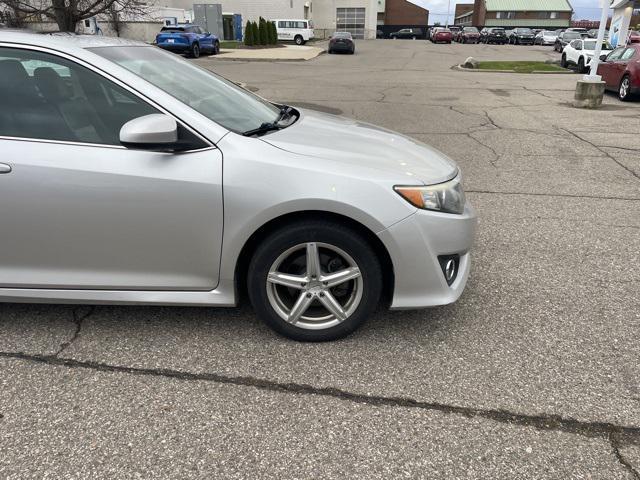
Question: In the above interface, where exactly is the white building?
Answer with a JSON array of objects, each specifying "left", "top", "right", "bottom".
[
  {"left": 157, "top": 0, "right": 381, "bottom": 40},
  {"left": 312, "top": 0, "right": 381, "bottom": 39}
]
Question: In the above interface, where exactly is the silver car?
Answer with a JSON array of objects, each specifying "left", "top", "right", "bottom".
[{"left": 0, "top": 32, "right": 477, "bottom": 341}]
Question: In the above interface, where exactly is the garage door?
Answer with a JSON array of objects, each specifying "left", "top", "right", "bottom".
[{"left": 336, "top": 8, "right": 365, "bottom": 39}]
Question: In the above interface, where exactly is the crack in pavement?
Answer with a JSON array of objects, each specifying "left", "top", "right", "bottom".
[
  {"left": 1, "top": 350, "right": 640, "bottom": 452},
  {"left": 611, "top": 432, "right": 640, "bottom": 479},
  {"left": 466, "top": 189, "right": 640, "bottom": 201},
  {"left": 561, "top": 129, "right": 640, "bottom": 181},
  {"left": 54, "top": 306, "right": 95, "bottom": 357}
]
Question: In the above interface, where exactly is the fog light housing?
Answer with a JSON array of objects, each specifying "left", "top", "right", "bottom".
[{"left": 438, "top": 254, "right": 460, "bottom": 286}]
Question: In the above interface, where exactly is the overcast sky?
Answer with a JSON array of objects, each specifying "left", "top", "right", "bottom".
[{"left": 410, "top": 0, "right": 605, "bottom": 25}]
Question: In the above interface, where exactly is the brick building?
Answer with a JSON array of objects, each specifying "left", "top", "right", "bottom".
[{"left": 382, "top": 0, "right": 429, "bottom": 25}]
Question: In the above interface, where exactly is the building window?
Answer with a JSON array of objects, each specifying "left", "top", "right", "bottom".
[
  {"left": 538, "top": 11, "right": 559, "bottom": 19},
  {"left": 496, "top": 11, "right": 515, "bottom": 19}
]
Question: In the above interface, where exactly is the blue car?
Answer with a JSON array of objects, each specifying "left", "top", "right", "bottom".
[{"left": 156, "top": 24, "right": 219, "bottom": 58}]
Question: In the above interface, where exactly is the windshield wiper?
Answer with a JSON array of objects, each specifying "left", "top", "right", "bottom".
[{"left": 242, "top": 105, "right": 295, "bottom": 137}]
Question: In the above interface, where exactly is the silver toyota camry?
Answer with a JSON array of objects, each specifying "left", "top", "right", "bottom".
[{"left": 0, "top": 32, "right": 477, "bottom": 341}]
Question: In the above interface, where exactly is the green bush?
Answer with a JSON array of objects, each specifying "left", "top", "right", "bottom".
[
  {"left": 244, "top": 20, "right": 253, "bottom": 46},
  {"left": 259, "top": 17, "right": 268, "bottom": 45},
  {"left": 251, "top": 21, "right": 259, "bottom": 45},
  {"left": 269, "top": 21, "right": 277, "bottom": 44}
]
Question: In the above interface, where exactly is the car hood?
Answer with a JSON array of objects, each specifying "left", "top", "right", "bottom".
[{"left": 260, "top": 108, "right": 458, "bottom": 185}]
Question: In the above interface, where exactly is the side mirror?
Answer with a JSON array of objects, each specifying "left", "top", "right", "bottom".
[
  {"left": 120, "top": 114, "right": 179, "bottom": 151},
  {"left": 600, "top": 54, "right": 608, "bottom": 61}
]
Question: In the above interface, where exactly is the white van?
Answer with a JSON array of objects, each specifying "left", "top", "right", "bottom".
[{"left": 274, "top": 19, "right": 314, "bottom": 45}]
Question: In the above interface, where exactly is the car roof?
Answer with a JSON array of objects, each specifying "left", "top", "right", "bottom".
[{"left": 0, "top": 30, "right": 148, "bottom": 50}]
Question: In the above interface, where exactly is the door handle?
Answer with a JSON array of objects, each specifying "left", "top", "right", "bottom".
[{"left": 0, "top": 163, "right": 12, "bottom": 174}]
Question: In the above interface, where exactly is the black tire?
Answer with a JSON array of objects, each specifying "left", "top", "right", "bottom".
[
  {"left": 619, "top": 75, "right": 632, "bottom": 101},
  {"left": 212, "top": 41, "right": 220, "bottom": 55},
  {"left": 350, "top": 48, "right": 355, "bottom": 54},
  {"left": 328, "top": 49, "right": 332, "bottom": 54},
  {"left": 294, "top": 35, "right": 303, "bottom": 45},
  {"left": 561, "top": 53, "right": 567, "bottom": 68},
  {"left": 190, "top": 42, "right": 200, "bottom": 58},
  {"left": 247, "top": 221, "right": 382, "bottom": 342},
  {"left": 578, "top": 56, "right": 586, "bottom": 73}
]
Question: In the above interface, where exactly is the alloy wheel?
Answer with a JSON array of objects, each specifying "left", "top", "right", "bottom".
[
  {"left": 266, "top": 242, "right": 363, "bottom": 330},
  {"left": 620, "top": 77, "right": 630, "bottom": 100}
]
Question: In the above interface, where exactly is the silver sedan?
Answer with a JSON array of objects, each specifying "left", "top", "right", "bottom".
[{"left": 0, "top": 32, "right": 477, "bottom": 341}]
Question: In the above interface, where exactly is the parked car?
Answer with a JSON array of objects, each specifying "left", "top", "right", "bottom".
[
  {"left": 389, "top": 28, "right": 423, "bottom": 39},
  {"left": 0, "top": 31, "right": 476, "bottom": 341},
  {"left": 587, "top": 28, "right": 609, "bottom": 39},
  {"left": 597, "top": 44, "right": 640, "bottom": 101},
  {"left": 628, "top": 30, "right": 640, "bottom": 44},
  {"left": 480, "top": 27, "right": 507, "bottom": 44},
  {"left": 561, "top": 38, "right": 612, "bottom": 73},
  {"left": 534, "top": 30, "right": 559, "bottom": 45},
  {"left": 431, "top": 27, "right": 453, "bottom": 43},
  {"left": 449, "top": 25, "right": 462, "bottom": 39},
  {"left": 328, "top": 31, "right": 355, "bottom": 54},
  {"left": 155, "top": 24, "right": 219, "bottom": 58},
  {"left": 458, "top": 26, "right": 480, "bottom": 43},
  {"left": 376, "top": 29, "right": 384, "bottom": 39},
  {"left": 566, "top": 27, "right": 589, "bottom": 37},
  {"left": 554, "top": 30, "right": 583, "bottom": 52},
  {"left": 274, "top": 19, "right": 314, "bottom": 45},
  {"left": 508, "top": 28, "right": 535, "bottom": 45}
]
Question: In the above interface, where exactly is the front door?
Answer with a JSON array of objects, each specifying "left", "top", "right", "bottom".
[{"left": 0, "top": 46, "right": 223, "bottom": 291}]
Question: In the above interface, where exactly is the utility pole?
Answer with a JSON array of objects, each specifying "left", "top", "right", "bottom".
[{"left": 446, "top": 0, "right": 451, "bottom": 27}]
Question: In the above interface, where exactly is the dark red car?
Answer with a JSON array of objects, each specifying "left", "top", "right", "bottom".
[
  {"left": 458, "top": 26, "right": 480, "bottom": 43},
  {"left": 597, "top": 43, "right": 640, "bottom": 101},
  {"left": 628, "top": 30, "right": 640, "bottom": 44},
  {"left": 432, "top": 28, "right": 452, "bottom": 44}
]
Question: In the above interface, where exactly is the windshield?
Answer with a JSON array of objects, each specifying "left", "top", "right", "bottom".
[
  {"left": 564, "top": 32, "right": 581, "bottom": 40},
  {"left": 463, "top": 27, "right": 478, "bottom": 32},
  {"left": 583, "top": 40, "right": 611, "bottom": 50},
  {"left": 515, "top": 28, "right": 533, "bottom": 34},
  {"left": 542, "top": 30, "right": 556, "bottom": 35},
  {"left": 90, "top": 46, "right": 282, "bottom": 134}
]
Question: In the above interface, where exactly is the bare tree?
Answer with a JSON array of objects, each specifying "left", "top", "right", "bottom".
[{"left": 0, "top": 0, "right": 148, "bottom": 32}]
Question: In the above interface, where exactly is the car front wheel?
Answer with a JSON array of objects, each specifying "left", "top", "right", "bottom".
[
  {"left": 247, "top": 221, "right": 382, "bottom": 341},
  {"left": 190, "top": 43, "right": 200, "bottom": 58},
  {"left": 561, "top": 53, "right": 567, "bottom": 68}
]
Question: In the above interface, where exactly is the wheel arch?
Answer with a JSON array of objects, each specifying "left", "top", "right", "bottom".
[{"left": 234, "top": 210, "right": 395, "bottom": 308}]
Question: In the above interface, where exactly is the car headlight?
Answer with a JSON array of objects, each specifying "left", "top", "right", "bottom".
[{"left": 394, "top": 177, "right": 466, "bottom": 214}]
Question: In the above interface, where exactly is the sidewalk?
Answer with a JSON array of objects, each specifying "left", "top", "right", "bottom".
[{"left": 213, "top": 43, "right": 325, "bottom": 61}]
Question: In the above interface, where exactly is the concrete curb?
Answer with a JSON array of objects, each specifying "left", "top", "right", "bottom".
[{"left": 453, "top": 64, "right": 576, "bottom": 74}]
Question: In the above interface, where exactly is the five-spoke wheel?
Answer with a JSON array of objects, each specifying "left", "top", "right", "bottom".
[{"left": 248, "top": 221, "right": 382, "bottom": 341}]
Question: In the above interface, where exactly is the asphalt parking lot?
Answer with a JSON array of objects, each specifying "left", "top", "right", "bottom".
[{"left": 2, "top": 39, "right": 639, "bottom": 479}]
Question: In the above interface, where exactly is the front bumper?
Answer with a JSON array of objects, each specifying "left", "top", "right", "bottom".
[{"left": 378, "top": 203, "right": 477, "bottom": 309}]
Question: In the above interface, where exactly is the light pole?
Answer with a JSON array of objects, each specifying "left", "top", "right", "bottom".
[
  {"left": 446, "top": 0, "right": 451, "bottom": 27},
  {"left": 585, "top": 0, "right": 611, "bottom": 80}
]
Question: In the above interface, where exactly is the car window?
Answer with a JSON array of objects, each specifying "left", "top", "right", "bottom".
[
  {"left": 278, "top": 21, "right": 285, "bottom": 28},
  {"left": 0, "top": 47, "right": 158, "bottom": 145},
  {"left": 607, "top": 47, "right": 625, "bottom": 61},
  {"left": 621, "top": 48, "right": 636, "bottom": 60}
]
